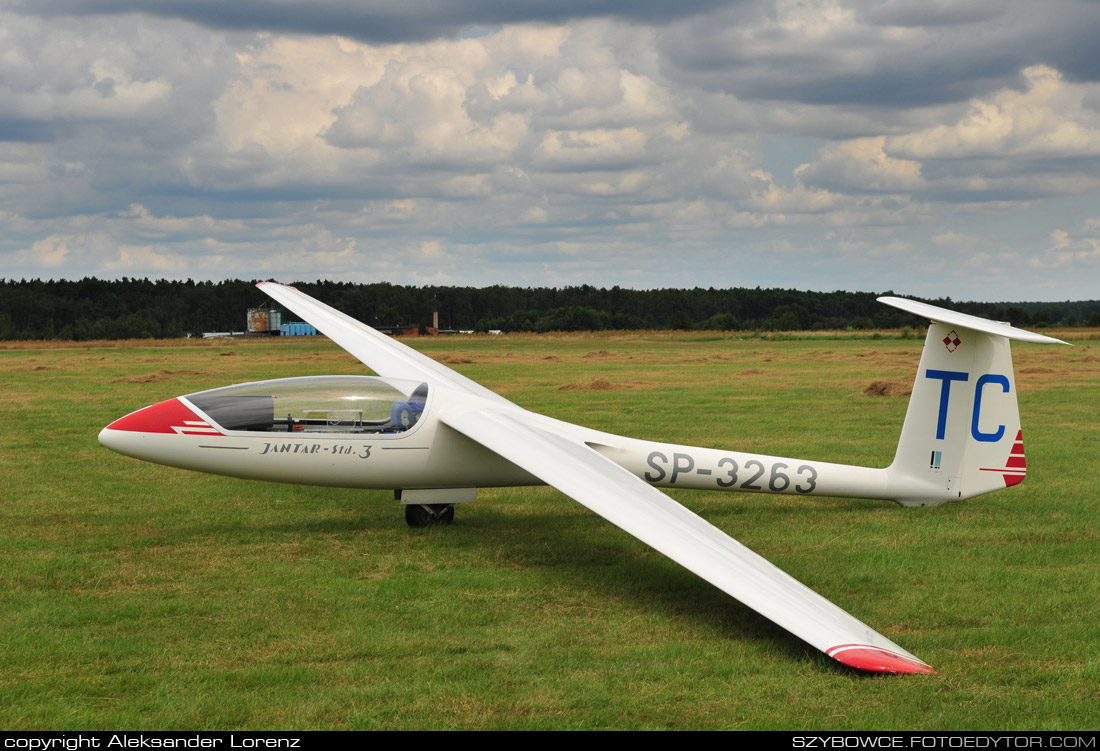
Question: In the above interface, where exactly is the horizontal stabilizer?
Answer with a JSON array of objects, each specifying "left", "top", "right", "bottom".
[{"left": 878, "top": 296, "right": 1069, "bottom": 345}]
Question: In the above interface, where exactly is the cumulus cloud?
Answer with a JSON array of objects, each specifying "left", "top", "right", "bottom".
[
  {"left": 788, "top": 66, "right": 1100, "bottom": 205},
  {"left": 796, "top": 137, "right": 923, "bottom": 194},
  {"left": 2, "top": 1, "right": 1100, "bottom": 300},
  {"left": 888, "top": 66, "right": 1100, "bottom": 161},
  {"left": 1035, "top": 226, "right": 1100, "bottom": 268}
]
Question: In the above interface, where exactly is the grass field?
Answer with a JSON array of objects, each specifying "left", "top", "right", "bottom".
[{"left": 1, "top": 329, "right": 1098, "bottom": 730}]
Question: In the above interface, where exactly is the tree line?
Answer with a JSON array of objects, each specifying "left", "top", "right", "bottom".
[{"left": 0, "top": 277, "right": 1097, "bottom": 340}]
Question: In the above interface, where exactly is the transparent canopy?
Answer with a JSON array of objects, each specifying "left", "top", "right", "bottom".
[{"left": 186, "top": 376, "right": 429, "bottom": 434}]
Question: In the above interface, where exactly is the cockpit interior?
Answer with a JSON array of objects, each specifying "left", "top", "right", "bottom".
[{"left": 186, "top": 376, "right": 429, "bottom": 434}]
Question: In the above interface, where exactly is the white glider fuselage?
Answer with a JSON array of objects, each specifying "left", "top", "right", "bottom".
[{"left": 99, "top": 381, "right": 896, "bottom": 500}]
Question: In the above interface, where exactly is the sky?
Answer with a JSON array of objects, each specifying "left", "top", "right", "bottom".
[{"left": 2, "top": 0, "right": 1099, "bottom": 301}]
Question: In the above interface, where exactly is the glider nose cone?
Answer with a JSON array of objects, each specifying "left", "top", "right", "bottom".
[
  {"left": 98, "top": 424, "right": 121, "bottom": 452},
  {"left": 100, "top": 397, "right": 209, "bottom": 458},
  {"left": 103, "top": 397, "right": 199, "bottom": 436}
]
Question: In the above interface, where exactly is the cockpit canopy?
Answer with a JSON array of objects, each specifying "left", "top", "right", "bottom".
[{"left": 185, "top": 376, "right": 429, "bottom": 434}]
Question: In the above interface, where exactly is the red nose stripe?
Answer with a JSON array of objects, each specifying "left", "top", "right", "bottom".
[{"left": 106, "top": 398, "right": 220, "bottom": 435}]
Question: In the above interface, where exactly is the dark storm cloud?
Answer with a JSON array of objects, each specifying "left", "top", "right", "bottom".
[
  {"left": 0, "top": 119, "right": 70, "bottom": 143},
  {"left": 11, "top": 0, "right": 728, "bottom": 43},
  {"left": 657, "top": 0, "right": 1100, "bottom": 108},
  {"left": 17, "top": 0, "right": 1099, "bottom": 110},
  {"left": 919, "top": 154, "right": 1100, "bottom": 183},
  {"left": 859, "top": 0, "right": 1005, "bottom": 27},
  {"left": 863, "top": 0, "right": 1100, "bottom": 85}
]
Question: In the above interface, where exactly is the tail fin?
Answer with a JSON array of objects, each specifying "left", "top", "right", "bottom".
[{"left": 879, "top": 297, "right": 1068, "bottom": 507}]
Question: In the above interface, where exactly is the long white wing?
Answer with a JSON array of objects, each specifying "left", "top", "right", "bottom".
[
  {"left": 441, "top": 408, "right": 933, "bottom": 674},
  {"left": 258, "top": 282, "right": 512, "bottom": 405},
  {"left": 259, "top": 282, "right": 931, "bottom": 673}
]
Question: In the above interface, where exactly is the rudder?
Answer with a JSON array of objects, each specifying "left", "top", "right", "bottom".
[{"left": 879, "top": 297, "right": 1067, "bottom": 507}]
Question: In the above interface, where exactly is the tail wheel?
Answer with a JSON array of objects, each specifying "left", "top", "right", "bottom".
[{"left": 405, "top": 503, "right": 455, "bottom": 527}]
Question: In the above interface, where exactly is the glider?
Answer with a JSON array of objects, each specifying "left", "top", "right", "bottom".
[{"left": 99, "top": 284, "right": 1068, "bottom": 674}]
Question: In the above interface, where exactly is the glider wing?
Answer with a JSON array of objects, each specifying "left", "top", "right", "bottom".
[
  {"left": 259, "top": 281, "right": 933, "bottom": 673},
  {"left": 441, "top": 407, "right": 934, "bottom": 674}
]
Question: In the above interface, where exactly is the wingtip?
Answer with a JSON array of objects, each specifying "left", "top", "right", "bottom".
[{"left": 827, "top": 644, "right": 936, "bottom": 675}]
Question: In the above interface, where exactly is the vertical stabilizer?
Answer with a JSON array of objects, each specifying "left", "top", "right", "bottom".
[{"left": 878, "top": 297, "right": 1068, "bottom": 506}]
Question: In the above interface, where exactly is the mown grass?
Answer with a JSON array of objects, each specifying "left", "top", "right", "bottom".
[{"left": 1, "top": 330, "right": 1097, "bottom": 729}]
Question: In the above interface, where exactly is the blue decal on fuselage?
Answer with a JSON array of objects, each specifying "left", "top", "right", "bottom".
[
  {"left": 925, "top": 369, "right": 1010, "bottom": 443},
  {"left": 971, "top": 374, "right": 1010, "bottom": 442},
  {"left": 925, "top": 369, "right": 969, "bottom": 440}
]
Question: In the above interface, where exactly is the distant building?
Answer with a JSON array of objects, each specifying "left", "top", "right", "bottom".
[
  {"left": 280, "top": 322, "right": 318, "bottom": 336},
  {"left": 247, "top": 307, "right": 281, "bottom": 334}
]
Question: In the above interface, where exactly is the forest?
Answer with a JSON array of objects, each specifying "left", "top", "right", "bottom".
[{"left": 1, "top": 277, "right": 1097, "bottom": 340}]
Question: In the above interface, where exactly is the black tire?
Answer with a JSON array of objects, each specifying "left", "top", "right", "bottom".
[{"left": 404, "top": 503, "right": 455, "bottom": 527}]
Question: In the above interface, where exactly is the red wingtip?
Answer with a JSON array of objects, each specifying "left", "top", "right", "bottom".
[{"left": 827, "top": 644, "right": 936, "bottom": 675}]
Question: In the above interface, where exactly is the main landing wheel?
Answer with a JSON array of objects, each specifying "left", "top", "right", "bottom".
[{"left": 405, "top": 503, "right": 455, "bottom": 528}]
